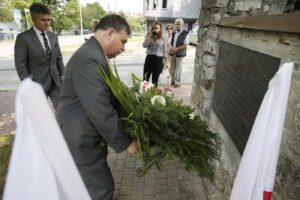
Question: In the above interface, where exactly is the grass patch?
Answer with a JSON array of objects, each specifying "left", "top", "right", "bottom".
[
  {"left": 128, "top": 36, "right": 144, "bottom": 43},
  {"left": 61, "top": 43, "right": 83, "bottom": 49},
  {"left": 0, "top": 135, "right": 14, "bottom": 197},
  {"left": 61, "top": 50, "right": 76, "bottom": 55},
  {"left": 0, "top": 40, "right": 14, "bottom": 43}
]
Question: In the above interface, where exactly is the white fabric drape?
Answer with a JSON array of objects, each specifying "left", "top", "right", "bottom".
[
  {"left": 230, "top": 62, "right": 294, "bottom": 200},
  {"left": 3, "top": 78, "right": 91, "bottom": 200}
]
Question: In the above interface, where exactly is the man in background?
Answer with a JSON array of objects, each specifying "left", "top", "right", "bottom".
[
  {"left": 14, "top": 2, "right": 64, "bottom": 110},
  {"left": 169, "top": 18, "right": 189, "bottom": 88}
]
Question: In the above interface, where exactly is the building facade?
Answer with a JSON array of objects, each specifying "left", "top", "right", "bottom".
[
  {"left": 0, "top": 22, "right": 19, "bottom": 41},
  {"left": 143, "top": 0, "right": 201, "bottom": 33}
]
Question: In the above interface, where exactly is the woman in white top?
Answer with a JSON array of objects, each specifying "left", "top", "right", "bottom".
[
  {"left": 165, "top": 24, "right": 174, "bottom": 68},
  {"left": 142, "top": 21, "right": 168, "bottom": 86}
]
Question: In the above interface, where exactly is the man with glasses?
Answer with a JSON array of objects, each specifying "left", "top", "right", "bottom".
[
  {"left": 169, "top": 18, "right": 189, "bottom": 88},
  {"left": 14, "top": 2, "right": 64, "bottom": 110}
]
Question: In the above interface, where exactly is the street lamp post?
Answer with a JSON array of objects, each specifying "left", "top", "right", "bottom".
[
  {"left": 78, "top": 0, "right": 83, "bottom": 35},
  {"left": 24, "top": 8, "right": 30, "bottom": 30},
  {"left": 155, "top": 0, "right": 158, "bottom": 21}
]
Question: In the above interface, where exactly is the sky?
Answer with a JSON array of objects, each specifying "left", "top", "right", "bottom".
[{"left": 80, "top": 0, "right": 144, "bottom": 14}]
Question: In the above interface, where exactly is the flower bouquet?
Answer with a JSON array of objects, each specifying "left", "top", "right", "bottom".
[{"left": 99, "top": 64, "right": 220, "bottom": 181}]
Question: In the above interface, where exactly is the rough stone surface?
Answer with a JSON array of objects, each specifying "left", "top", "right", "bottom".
[
  {"left": 263, "top": 4, "right": 271, "bottom": 12},
  {"left": 234, "top": 0, "right": 262, "bottom": 11},
  {"left": 203, "top": 39, "right": 218, "bottom": 55},
  {"left": 220, "top": 27, "right": 300, "bottom": 61},
  {"left": 203, "top": 54, "right": 216, "bottom": 66},
  {"left": 269, "top": 0, "right": 288, "bottom": 14},
  {"left": 211, "top": 13, "right": 222, "bottom": 24},
  {"left": 203, "top": 0, "right": 230, "bottom": 8},
  {"left": 207, "top": 25, "right": 220, "bottom": 40}
]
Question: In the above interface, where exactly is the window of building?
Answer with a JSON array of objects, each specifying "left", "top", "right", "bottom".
[
  {"left": 10, "top": 28, "right": 13, "bottom": 31},
  {"left": 153, "top": 0, "right": 157, "bottom": 9},
  {"left": 0, "top": 28, "right": 3, "bottom": 31},
  {"left": 162, "top": 0, "right": 167, "bottom": 8},
  {"left": 146, "top": 0, "right": 149, "bottom": 10}
]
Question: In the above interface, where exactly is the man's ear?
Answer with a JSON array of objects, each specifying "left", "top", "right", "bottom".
[{"left": 106, "top": 28, "right": 115, "bottom": 39}]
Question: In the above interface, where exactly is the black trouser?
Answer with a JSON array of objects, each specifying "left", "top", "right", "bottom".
[{"left": 143, "top": 55, "right": 164, "bottom": 85}]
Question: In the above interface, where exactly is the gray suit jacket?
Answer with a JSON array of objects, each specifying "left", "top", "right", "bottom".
[
  {"left": 14, "top": 27, "right": 64, "bottom": 91},
  {"left": 56, "top": 37, "right": 132, "bottom": 166}
]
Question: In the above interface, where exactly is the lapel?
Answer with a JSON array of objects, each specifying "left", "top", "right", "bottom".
[
  {"left": 30, "top": 27, "right": 48, "bottom": 61},
  {"left": 47, "top": 31, "right": 56, "bottom": 64}
]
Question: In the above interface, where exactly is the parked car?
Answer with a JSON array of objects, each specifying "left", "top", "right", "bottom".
[
  {"left": 83, "top": 29, "right": 92, "bottom": 34},
  {"left": 189, "top": 26, "right": 198, "bottom": 45}
]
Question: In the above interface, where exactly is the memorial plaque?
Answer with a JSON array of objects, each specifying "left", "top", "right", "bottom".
[{"left": 212, "top": 41, "right": 280, "bottom": 154}]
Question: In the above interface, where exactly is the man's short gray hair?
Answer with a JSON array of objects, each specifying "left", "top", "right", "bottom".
[{"left": 175, "top": 18, "right": 184, "bottom": 25}]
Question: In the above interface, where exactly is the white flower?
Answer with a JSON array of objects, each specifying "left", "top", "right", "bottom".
[
  {"left": 139, "top": 81, "right": 154, "bottom": 93},
  {"left": 189, "top": 113, "right": 195, "bottom": 120},
  {"left": 145, "top": 83, "right": 154, "bottom": 91},
  {"left": 151, "top": 95, "right": 166, "bottom": 106},
  {"left": 139, "top": 81, "right": 147, "bottom": 93}
]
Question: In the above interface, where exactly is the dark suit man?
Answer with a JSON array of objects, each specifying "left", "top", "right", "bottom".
[
  {"left": 14, "top": 2, "right": 64, "bottom": 110},
  {"left": 56, "top": 14, "right": 138, "bottom": 200}
]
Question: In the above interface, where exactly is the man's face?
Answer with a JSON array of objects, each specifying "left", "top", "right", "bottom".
[
  {"left": 32, "top": 14, "right": 51, "bottom": 32},
  {"left": 107, "top": 29, "right": 128, "bottom": 59},
  {"left": 176, "top": 22, "right": 182, "bottom": 31}
]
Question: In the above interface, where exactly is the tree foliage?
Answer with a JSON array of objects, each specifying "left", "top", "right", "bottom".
[
  {"left": 41, "top": 0, "right": 80, "bottom": 34},
  {"left": 126, "top": 15, "right": 146, "bottom": 34},
  {"left": 82, "top": 2, "right": 106, "bottom": 30},
  {"left": 1, "top": 0, "right": 80, "bottom": 34},
  {"left": 1, "top": 0, "right": 145, "bottom": 35},
  {"left": 0, "top": 0, "right": 32, "bottom": 23}
]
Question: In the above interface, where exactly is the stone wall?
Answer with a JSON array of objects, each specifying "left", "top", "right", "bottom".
[
  {"left": 191, "top": 0, "right": 295, "bottom": 119},
  {"left": 191, "top": 0, "right": 300, "bottom": 199}
]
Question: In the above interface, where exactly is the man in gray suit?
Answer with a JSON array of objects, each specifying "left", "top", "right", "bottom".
[
  {"left": 56, "top": 14, "right": 138, "bottom": 200},
  {"left": 14, "top": 2, "right": 64, "bottom": 110}
]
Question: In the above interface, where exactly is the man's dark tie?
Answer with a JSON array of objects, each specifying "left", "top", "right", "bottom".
[{"left": 41, "top": 32, "right": 51, "bottom": 61}]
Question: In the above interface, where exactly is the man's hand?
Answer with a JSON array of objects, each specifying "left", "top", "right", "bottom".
[
  {"left": 170, "top": 48, "right": 176, "bottom": 54},
  {"left": 126, "top": 139, "right": 138, "bottom": 154}
]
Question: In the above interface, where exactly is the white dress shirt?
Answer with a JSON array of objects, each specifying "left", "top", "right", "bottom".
[{"left": 33, "top": 26, "right": 52, "bottom": 51}]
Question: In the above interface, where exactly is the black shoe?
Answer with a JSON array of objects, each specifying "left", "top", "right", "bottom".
[
  {"left": 173, "top": 84, "right": 181, "bottom": 88},
  {"left": 171, "top": 82, "right": 175, "bottom": 86}
]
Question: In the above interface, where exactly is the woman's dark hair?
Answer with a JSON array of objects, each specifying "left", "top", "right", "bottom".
[
  {"left": 29, "top": 2, "right": 51, "bottom": 18},
  {"left": 152, "top": 21, "right": 162, "bottom": 40},
  {"left": 95, "top": 14, "right": 131, "bottom": 36}
]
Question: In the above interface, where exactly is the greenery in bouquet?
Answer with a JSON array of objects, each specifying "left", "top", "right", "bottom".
[{"left": 98, "top": 63, "right": 220, "bottom": 181}]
